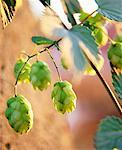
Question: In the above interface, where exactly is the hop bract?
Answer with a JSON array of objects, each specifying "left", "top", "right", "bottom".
[
  {"left": 30, "top": 61, "right": 51, "bottom": 90},
  {"left": 14, "top": 59, "right": 31, "bottom": 83},
  {"left": 108, "top": 42, "right": 122, "bottom": 69},
  {"left": 51, "top": 81, "right": 77, "bottom": 114},
  {"left": 5, "top": 95, "right": 33, "bottom": 134}
]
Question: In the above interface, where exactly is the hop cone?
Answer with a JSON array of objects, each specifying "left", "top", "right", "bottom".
[
  {"left": 51, "top": 81, "right": 77, "bottom": 114},
  {"left": 93, "top": 26, "right": 108, "bottom": 47},
  {"left": 14, "top": 59, "right": 31, "bottom": 83},
  {"left": 5, "top": 95, "right": 33, "bottom": 134},
  {"left": 30, "top": 61, "right": 51, "bottom": 90},
  {"left": 108, "top": 42, "right": 122, "bottom": 69}
]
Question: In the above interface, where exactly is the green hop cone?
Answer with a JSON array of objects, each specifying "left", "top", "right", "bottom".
[
  {"left": 14, "top": 59, "right": 31, "bottom": 83},
  {"left": 5, "top": 95, "right": 33, "bottom": 134},
  {"left": 30, "top": 61, "right": 51, "bottom": 90},
  {"left": 51, "top": 81, "right": 77, "bottom": 114},
  {"left": 93, "top": 26, "right": 108, "bottom": 47},
  {"left": 108, "top": 42, "right": 122, "bottom": 69}
]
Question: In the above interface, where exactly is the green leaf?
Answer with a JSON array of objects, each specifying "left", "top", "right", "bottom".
[
  {"left": 95, "top": 116, "right": 122, "bottom": 150},
  {"left": 112, "top": 69, "right": 122, "bottom": 100},
  {"left": 32, "top": 36, "right": 54, "bottom": 45},
  {"left": 0, "top": 0, "right": 16, "bottom": 28},
  {"left": 95, "top": 0, "right": 122, "bottom": 22},
  {"left": 71, "top": 25, "right": 99, "bottom": 58},
  {"left": 60, "top": 25, "right": 99, "bottom": 71},
  {"left": 64, "top": 0, "right": 81, "bottom": 26}
]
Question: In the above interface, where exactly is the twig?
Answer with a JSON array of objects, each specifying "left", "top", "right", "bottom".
[
  {"left": 80, "top": 9, "right": 98, "bottom": 25},
  {"left": 46, "top": 48, "right": 61, "bottom": 81}
]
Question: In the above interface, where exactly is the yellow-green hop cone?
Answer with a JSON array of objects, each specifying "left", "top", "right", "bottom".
[
  {"left": 14, "top": 59, "right": 31, "bottom": 83},
  {"left": 30, "top": 61, "right": 51, "bottom": 90},
  {"left": 93, "top": 26, "right": 108, "bottom": 47},
  {"left": 51, "top": 81, "right": 77, "bottom": 114},
  {"left": 5, "top": 95, "right": 33, "bottom": 134},
  {"left": 108, "top": 42, "right": 122, "bottom": 69}
]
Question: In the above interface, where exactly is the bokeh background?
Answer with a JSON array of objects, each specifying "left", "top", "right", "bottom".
[{"left": 0, "top": 1, "right": 122, "bottom": 150}]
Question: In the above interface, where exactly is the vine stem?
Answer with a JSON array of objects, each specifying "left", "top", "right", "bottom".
[
  {"left": 14, "top": 39, "right": 62, "bottom": 96},
  {"left": 80, "top": 9, "right": 98, "bottom": 25},
  {"left": 82, "top": 51, "right": 122, "bottom": 115},
  {"left": 46, "top": 48, "right": 62, "bottom": 81}
]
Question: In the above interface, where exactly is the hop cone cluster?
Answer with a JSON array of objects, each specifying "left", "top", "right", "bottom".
[
  {"left": 14, "top": 59, "right": 31, "bottom": 83},
  {"left": 51, "top": 81, "right": 77, "bottom": 114},
  {"left": 5, "top": 95, "right": 33, "bottom": 134},
  {"left": 30, "top": 61, "right": 51, "bottom": 90},
  {"left": 108, "top": 42, "right": 122, "bottom": 69}
]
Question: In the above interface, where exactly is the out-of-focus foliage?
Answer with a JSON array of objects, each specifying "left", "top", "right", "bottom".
[
  {"left": 0, "top": 0, "right": 22, "bottom": 28},
  {"left": 96, "top": 0, "right": 122, "bottom": 21},
  {"left": 64, "top": 0, "right": 81, "bottom": 25},
  {"left": 95, "top": 116, "right": 122, "bottom": 150}
]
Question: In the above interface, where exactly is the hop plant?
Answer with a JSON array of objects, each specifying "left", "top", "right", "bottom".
[
  {"left": 108, "top": 42, "right": 122, "bottom": 69},
  {"left": 5, "top": 95, "right": 33, "bottom": 134},
  {"left": 14, "top": 59, "right": 31, "bottom": 83},
  {"left": 30, "top": 61, "right": 51, "bottom": 90},
  {"left": 51, "top": 81, "right": 77, "bottom": 114}
]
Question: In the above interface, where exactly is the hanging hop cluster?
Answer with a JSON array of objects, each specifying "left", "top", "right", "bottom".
[
  {"left": 108, "top": 42, "right": 122, "bottom": 69},
  {"left": 51, "top": 81, "right": 77, "bottom": 114},
  {"left": 5, "top": 56, "right": 77, "bottom": 134},
  {"left": 5, "top": 95, "right": 33, "bottom": 134}
]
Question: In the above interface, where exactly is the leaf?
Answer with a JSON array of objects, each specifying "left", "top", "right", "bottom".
[
  {"left": 95, "top": 0, "right": 122, "bottom": 22},
  {"left": 64, "top": 0, "right": 81, "bottom": 25},
  {"left": 39, "top": 0, "right": 50, "bottom": 6},
  {"left": 60, "top": 25, "right": 99, "bottom": 71},
  {"left": 0, "top": 0, "right": 17, "bottom": 28},
  {"left": 95, "top": 116, "right": 122, "bottom": 150},
  {"left": 71, "top": 25, "right": 99, "bottom": 58},
  {"left": 112, "top": 68, "right": 122, "bottom": 100},
  {"left": 32, "top": 36, "right": 54, "bottom": 45}
]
